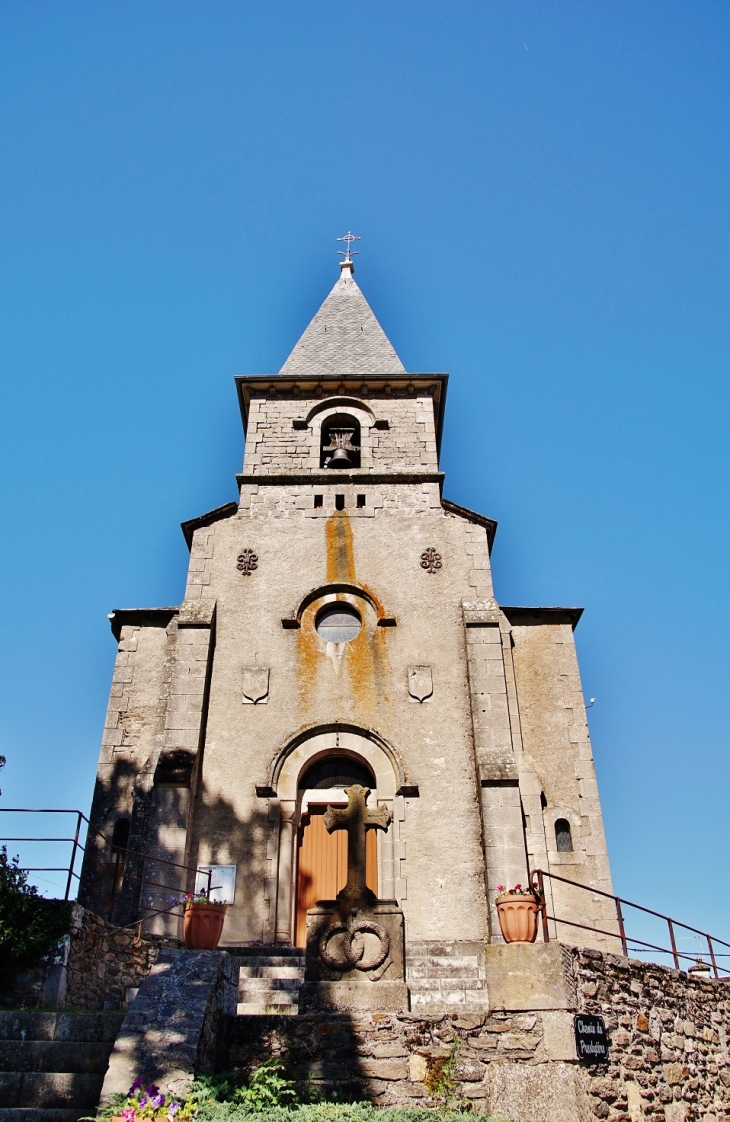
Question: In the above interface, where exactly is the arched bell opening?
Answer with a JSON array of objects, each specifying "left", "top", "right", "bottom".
[
  {"left": 269, "top": 728, "right": 400, "bottom": 945},
  {"left": 320, "top": 413, "right": 361, "bottom": 469},
  {"left": 294, "top": 754, "right": 379, "bottom": 946}
]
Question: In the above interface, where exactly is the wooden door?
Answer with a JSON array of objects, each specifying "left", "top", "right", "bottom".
[{"left": 295, "top": 805, "right": 378, "bottom": 947}]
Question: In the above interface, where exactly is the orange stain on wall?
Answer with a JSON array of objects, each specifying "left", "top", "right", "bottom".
[
  {"left": 296, "top": 510, "right": 391, "bottom": 718},
  {"left": 325, "top": 511, "right": 356, "bottom": 583}
]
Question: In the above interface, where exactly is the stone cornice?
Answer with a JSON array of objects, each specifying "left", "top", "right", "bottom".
[
  {"left": 500, "top": 605, "right": 584, "bottom": 630},
  {"left": 235, "top": 471, "right": 444, "bottom": 488},
  {"left": 108, "top": 607, "right": 179, "bottom": 640}
]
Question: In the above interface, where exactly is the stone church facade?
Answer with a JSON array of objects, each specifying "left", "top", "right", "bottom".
[{"left": 80, "top": 256, "right": 616, "bottom": 982}]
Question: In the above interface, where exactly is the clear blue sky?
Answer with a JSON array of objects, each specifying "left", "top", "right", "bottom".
[{"left": 1, "top": 3, "right": 728, "bottom": 944}]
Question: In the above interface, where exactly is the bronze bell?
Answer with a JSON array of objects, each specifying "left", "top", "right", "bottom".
[
  {"left": 328, "top": 445, "right": 353, "bottom": 467},
  {"left": 323, "top": 427, "right": 359, "bottom": 468}
]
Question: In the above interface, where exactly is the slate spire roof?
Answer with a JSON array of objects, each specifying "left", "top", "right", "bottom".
[{"left": 279, "top": 262, "right": 405, "bottom": 377}]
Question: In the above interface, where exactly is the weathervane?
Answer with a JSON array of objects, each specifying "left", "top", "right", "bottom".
[{"left": 337, "top": 231, "right": 361, "bottom": 263}]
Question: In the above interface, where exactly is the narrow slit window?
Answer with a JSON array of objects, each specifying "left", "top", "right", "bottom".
[
  {"left": 335, "top": 494, "right": 345, "bottom": 511},
  {"left": 314, "top": 494, "right": 323, "bottom": 508},
  {"left": 555, "top": 818, "right": 573, "bottom": 853},
  {"left": 357, "top": 494, "right": 366, "bottom": 508},
  {"left": 111, "top": 819, "right": 130, "bottom": 853}
]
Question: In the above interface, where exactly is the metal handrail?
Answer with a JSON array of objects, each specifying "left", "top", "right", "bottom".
[
  {"left": 0, "top": 807, "right": 213, "bottom": 927},
  {"left": 530, "top": 867, "right": 730, "bottom": 978}
]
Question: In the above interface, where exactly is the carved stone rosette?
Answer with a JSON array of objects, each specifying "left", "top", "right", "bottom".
[
  {"left": 236, "top": 549, "right": 258, "bottom": 576},
  {"left": 420, "top": 547, "right": 442, "bottom": 574}
]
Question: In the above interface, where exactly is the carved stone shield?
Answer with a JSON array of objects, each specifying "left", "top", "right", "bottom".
[
  {"left": 242, "top": 667, "right": 269, "bottom": 704},
  {"left": 408, "top": 665, "right": 433, "bottom": 703}
]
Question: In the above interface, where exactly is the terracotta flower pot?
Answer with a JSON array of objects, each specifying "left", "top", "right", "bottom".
[
  {"left": 183, "top": 903, "right": 227, "bottom": 950},
  {"left": 496, "top": 894, "right": 539, "bottom": 943}
]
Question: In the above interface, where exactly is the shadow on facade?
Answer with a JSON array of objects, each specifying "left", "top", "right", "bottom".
[
  {"left": 185, "top": 791, "right": 275, "bottom": 944},
  {"left": 78, "top": 777, "right": 276, "bottom": 940},
  {"left": 216, "top": 1013, "right": 374, "bottom": 1104}
]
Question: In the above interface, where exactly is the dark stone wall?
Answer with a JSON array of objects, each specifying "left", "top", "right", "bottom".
[
  {"left": 66, "top": 906, "right": 182, "bottom": 1010},
  {"left": 573, "top": 946, "right": 730, "bottom": 1122}
]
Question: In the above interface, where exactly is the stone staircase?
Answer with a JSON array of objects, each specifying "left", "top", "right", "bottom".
[
  {"left": 406, "top": 940, "right": 490, "bottom": 1013},
  {"left": 234, "top": 947, "right": 306, "bottom": 1015},
  {"left": 0, "top": 1010, "right": 124, "bottom": 1122}
]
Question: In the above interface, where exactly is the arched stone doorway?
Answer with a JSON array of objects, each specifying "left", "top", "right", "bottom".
[
  {"left": 267, "top": 727, "right": 401, "bottom": 944},
  {"left": 294, "top": 755, "right": 378, "bottom": 946}
]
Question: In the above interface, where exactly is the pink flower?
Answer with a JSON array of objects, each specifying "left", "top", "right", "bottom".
[{"left": 121, "top": 1108, "right": 137, "bottom": 1122}]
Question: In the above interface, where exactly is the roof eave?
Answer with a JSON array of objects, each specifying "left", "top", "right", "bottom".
[
  {"left": 441, "top": 498, "right": 498, "bottom": 554},
  {"left": 181, "top": 501, "right": 239, "bottom": 550}
]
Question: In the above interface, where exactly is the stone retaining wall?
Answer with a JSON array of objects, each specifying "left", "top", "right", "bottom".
[
  {"left": 65, "top": 906, "right": 181, "bottom": 1010},
  {"left": 219, "top": 947, "right": 730, "bottom": 1122},
  {"left": 74, "top": 938, "right": 730, "bottom": 1122},
  {"left": 101, "top": 950, "right": 238, "bottom": 1101},
  {"left": 219, "top": 1007, "right": 586, "bottom": 1121},
  {"left": 573, "top": 946, "right": 730, "bottom": 1122}
]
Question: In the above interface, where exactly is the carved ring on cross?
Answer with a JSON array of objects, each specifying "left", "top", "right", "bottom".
[{"left": 318, "top": 919, "right": 390, "bottom": 973}]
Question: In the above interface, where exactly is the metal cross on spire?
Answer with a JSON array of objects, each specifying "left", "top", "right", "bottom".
[{"left": 337, "top": 231, "right": 361, "bottom": 263}]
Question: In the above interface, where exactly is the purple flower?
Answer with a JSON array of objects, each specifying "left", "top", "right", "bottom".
[
  {"left": 129, "top": 1077, "right": 145, "bottom": 1094},
  {"left": 168, "top": 1104, "right": 181, "bottom": 1119},
  {"left": 138, "top": 1096, "right": 148, "bottom": 1108},
  {"left": 146, "top": 1086, "right": 160, "bottom": 1097},
  {"left": 151, "top": 1094, "right": 166, "bottom": 1110}
]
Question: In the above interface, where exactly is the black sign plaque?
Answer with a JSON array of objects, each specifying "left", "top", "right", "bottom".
[{"left": 574, "top": 1014, "right": 609, "bottom": 1062}]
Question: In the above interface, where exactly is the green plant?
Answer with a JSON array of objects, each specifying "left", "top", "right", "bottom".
[
  {"left": 0, "top": 846, "right": 73, "bottom": 985},
  {"left": 423, "top": 1044, "right": 460, "bottom": 1107},
  {"left": 189, "top": 1101, "right": 494, "bottom": 1122},
  {"left": 194, "top": 1060, "right": 297, "bottom": 1114}
]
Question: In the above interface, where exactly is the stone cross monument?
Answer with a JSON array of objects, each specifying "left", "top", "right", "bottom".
[
  {"left": 324, "top": 784, "right": 390, "bottom": 906},
  {"left": 303, "top": 784, "right": 407, "bottom": 1011}
]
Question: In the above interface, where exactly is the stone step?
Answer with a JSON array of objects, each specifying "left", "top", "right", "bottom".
[
  {"left": 238, "top": 964, "right": 304, "bottom": 979},
  {"left": 233, "top": 949, "right": 304, "bottom": 1016},
  {"left": 238, "top": 990, "right": 297, "bottom": 1007},
  {"left": 407, "top": 966, "right": 484, "bottom": 981},
  {"left": 238, "top": 976, "right": 301, "bottom": 991},
  {"left": 0, "top": 1013, "right": 124, "bottom": 1044},
  {"left": 236, "top": 1002, "right": 299, "bottom": 1016},
  {"left": 0, "top": 1072, "right": 105, "bottom": 1110},
  {"left": 0, "top": 1041, "right": 113, "bottom": 1075},
  {"left": 235, "top": 956, "right": 305, "bottom": 968},
  {"left": 229, "top": 945, "right": 305, "bottom": 958}
]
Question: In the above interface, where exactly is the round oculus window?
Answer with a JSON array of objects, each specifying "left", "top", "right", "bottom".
[{"left": 315, "top": 603, "right": 362, "bottom": 643}]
